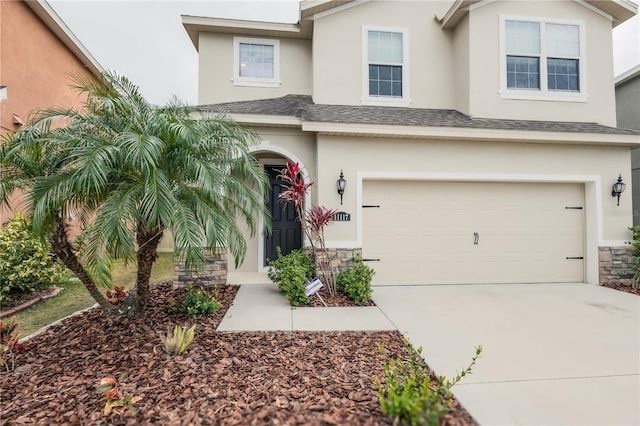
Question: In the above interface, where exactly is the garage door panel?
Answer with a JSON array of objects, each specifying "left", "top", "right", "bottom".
[{"left": 363, "top": 181, "right": 584, "bottom": 285}]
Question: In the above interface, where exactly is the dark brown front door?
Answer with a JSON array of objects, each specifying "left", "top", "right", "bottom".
[{"left": 264, "top": 165, "right": 302, "bottom": 266}]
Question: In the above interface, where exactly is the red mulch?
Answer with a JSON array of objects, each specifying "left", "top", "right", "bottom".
[
  {"left": 307, "top": 290, "right": 375, "bottom": 307},
  {"left": 602, "top": 283, "right": 640, "bottom": 296},
  {"left": 1, "top": 282, "right": 477, "bottom": 426}
]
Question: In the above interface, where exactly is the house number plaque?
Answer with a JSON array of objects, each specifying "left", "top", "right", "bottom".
[{"left": 333, "top": 211, "right": 351, "bottom": 221}]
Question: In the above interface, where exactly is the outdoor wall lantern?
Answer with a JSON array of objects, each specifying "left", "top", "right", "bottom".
[
  {"left": 337, "top": 170, "right": 346, "bottom": 205},
  {"left": 611, "top": 174, "right": 626, "bottom": 206}
]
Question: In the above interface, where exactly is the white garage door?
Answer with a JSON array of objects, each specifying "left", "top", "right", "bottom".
[{"left": 362, "top": 181, "right": 584, "bottom": 285}]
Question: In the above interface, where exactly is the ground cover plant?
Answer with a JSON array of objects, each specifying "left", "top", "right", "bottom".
[{"left": 0, "top": 282, "right": 477, "bottom": 425}]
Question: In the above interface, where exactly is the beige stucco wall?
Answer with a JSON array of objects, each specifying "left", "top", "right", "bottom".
[
  {"left": 315, "top": 135, "right": 632, "bottom": 245},
  {"left": 197, "top": 33, "right": 312, "bottom": 105},
  {"left": 453, "top": 14, "right": 471, "bottom": 115},
  {"left": 0, "top": 0, "right": 92, "bottom": 229},
  {"left": 466, "top": 0, "right": 617, "bottom": 125},
  {"left": 312, "top": 0, "right": 455, "bottom": 108}
]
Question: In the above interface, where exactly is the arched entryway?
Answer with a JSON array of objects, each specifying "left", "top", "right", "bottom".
[{"left": 263, "top": 164, "right": 302, "bottom": 266}]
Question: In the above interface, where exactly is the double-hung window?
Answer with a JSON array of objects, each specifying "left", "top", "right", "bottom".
[
  {"left": 233, "top": 37, "right": 280, "bottom": 87},
  {"left": 501, "top": 17, "right": 585, "bottom": 101},
  {"left": 362, "top": 27, "right": 410, "bottom": 106}
]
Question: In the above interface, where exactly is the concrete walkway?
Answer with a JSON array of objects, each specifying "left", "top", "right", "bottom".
[
  {"left": 218, "top": 284, "right": 395, "bottom": 331},
  {"left": 219, "top": 282, "right": 640, "bottom": 425}
]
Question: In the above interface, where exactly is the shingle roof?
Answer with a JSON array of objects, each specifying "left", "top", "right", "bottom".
[{"left": 200, "top": 95, "right": 640, "bottom": 136}]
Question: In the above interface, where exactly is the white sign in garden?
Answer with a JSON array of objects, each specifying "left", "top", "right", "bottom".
[{"left": 305, "top": 278, "right": 324, "bottom": 297}]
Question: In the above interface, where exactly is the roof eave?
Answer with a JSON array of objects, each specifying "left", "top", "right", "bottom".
[
  {"left": 439, "top": 0, "right": 638, "bottom": 30},
  {"left": 301, "top": 121, "right": 640, "bottom": 146},
  {"left": 26, "top": 0, "right": 103, "bottom": 77},
  {"left": 300, "top": 0, "right": 356, "bottom": 19},
  {"left": 181, "top": 15, "right": 311, "bottom": 50},
  {"left": 585, "top": 0, "right": 638, "bottom": 27},
  {"left": 438, "top": 0, "right": 482, "bottom": 30},
  {"left": 615, "top": 64, "right": 640, "bottom": 85}
]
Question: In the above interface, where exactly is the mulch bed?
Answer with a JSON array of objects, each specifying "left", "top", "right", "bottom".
[
  {"left": 602, "top": 283, "right": 640, "bottom": 296},
  {"left": 307, "top": 290, "right": 375, "bottom": 307},
  {"left": 1, "top": 282, "right": 476, "bottom": 425}
]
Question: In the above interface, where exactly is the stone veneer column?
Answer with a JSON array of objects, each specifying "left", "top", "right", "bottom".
[
  {"left": 599, "top": 246, "right": 635, "bottom": 286},
  {"left": 312, "top": 247, "right": 363, "bottom": 281},
  {"left": 173, "top": 248, "right": 227, "bottom": 286}
]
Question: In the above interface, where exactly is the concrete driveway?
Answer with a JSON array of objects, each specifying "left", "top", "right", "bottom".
[{"left": 372, "top": 283, "right": 640, "bottom": 425}]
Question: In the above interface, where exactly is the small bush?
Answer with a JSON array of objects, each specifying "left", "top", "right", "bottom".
[
  {"left": 0, "top": 316, "right": 22, "bottom": 372},
  {"left": 376, "top": 342, "right": 482, "bottom": 426},
  {"left": 627, "top": 225, "right": 640, "bottom": 289},
  {"left": 0, "top": 213, "right": 65, "bottom": 303},
  {"left": 98, "top": 374, "right": 141, "bottom": 415},
  {"left": 172, "top": 285, "right": 220, "bottom": 318},
  {"left": 268, "top": 249, "right": 314, "bottom": 306},
  {"left": 161, "top": 324, "right": 195, "bottom": 356},
  {"left": 337, "top": 255, "right": 374, "bottom": 305}
]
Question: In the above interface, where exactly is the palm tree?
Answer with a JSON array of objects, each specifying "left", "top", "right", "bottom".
[{"left": 0, "top": 72, "right": 270, "bottom": 315}]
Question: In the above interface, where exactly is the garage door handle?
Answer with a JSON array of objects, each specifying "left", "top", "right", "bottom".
[
  {"left": 362, "top": 258, "right": 380, "bottom": 262},
  {"left": 566, "top": 256, "right": 584, "bottom": 260},
  {"left": 474, "top": 232, "right": 479, "bottom": 245}
]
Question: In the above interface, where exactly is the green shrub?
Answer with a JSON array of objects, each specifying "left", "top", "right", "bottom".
[
  {"left": 337, "top": 255, "right": 374, "bottom": 305},
  {"left": 376, "top": 342, "right": 482, "bottom": 426},
  {"left": 268, "top": 249, "right": 314, "bottom": 306},
  {"left": 627, "top": 225, "right": 640, "bottom": 289},
  {"left": 0, "top": 213, "right": 65, "bottom": 303},
  {"left": 172, "top": 285, "right": 220, "bottom": 318}
]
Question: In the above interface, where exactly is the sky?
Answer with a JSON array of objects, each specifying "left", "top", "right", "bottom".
[{"left": 49, "top": 0, "right": 640, "bottom": 106}]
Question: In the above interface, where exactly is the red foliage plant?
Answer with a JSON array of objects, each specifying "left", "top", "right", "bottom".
[{"left": 276, "top": 162, "right": 338, "bottom": 296}]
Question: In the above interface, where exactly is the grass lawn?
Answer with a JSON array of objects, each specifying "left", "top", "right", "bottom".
[{"left": 14, "top": 252, "right": 175, "bottom": 337}]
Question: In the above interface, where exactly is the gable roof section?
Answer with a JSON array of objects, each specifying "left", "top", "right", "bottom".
[
  {"left": 438, "top": 0, "right": 638, "bottom": 29},
  {"left": 201, "top": 95, "right": 640, "bottom": 143},
  {"left": 25, "top": 0, "right": 103, "bottom": 77}
]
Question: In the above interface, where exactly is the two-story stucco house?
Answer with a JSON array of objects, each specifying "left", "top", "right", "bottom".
[{"left": 179, "top": 0, "right": 640, "bottom": 287}]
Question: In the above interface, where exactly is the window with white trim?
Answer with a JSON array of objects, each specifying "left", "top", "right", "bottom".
[
  {"left": 362, "top": 27, "right": 410, "bottom": 106},
  {"left": 232, "top": 37, "right": 280, "bottom": 87},
  {"left": 501, "top": 17, "right": 586, "bottom": 101}
]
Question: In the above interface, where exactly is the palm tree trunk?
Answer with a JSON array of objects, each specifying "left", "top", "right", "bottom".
[
  {"left": 132, "top": 224, "right": 163, "bottom": 314},
  {"left": 50, "top": 217, "right": 118, "bottom": 315}
]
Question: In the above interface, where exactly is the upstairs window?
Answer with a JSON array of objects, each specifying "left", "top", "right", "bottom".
[
  {"left": 233, "top": 37, "right": 280, "bottom": 87},
  {"left": 368, "top": 31, "right": 403, "bottom": 97},
  {"left": 501, "top": 17, "right": 585, "bottom": 101},
  {"left": 362, "top": 27, "right": 410, "bottom": 106}
]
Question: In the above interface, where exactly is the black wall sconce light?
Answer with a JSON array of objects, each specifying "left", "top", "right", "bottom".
[
  {"left": 337, "top": 170, "right": 346, "bottom": 205},
  {"left": 611, "top": 174, "right": 626, "bottom": 206}
]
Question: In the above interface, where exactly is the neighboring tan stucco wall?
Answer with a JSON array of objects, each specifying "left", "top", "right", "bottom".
[
  {"left": 615, "top": 75, "right": 640, "bottom": 131},
  {"left": 616, "top": 72, "right": 640, "bottom": 224},
  {"left": 197, "top": 33, "right": 312, "bottom": 105},
  {"left": 312, "top": 0, "right": 455, "bottom": 108},
  {"left": 0, "top": 0, "right": 92, "bottom": 226},
  {"left": 467, "top": 1, "right": 617, "bottom": 125}
]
